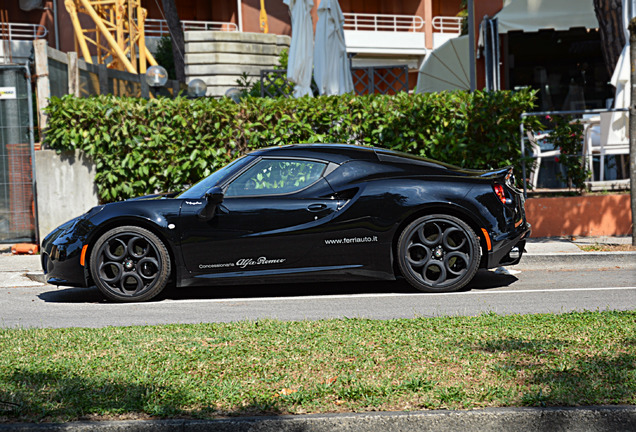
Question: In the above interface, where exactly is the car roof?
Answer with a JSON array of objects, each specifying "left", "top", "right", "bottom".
[
  {"left": 248, "top": 144, "right": 491, "bottom": 177},
  {"left": 250, "top": 144, "right": 379, "bottom": 164},
  {"left": 250, "top": 144, "right": 454, "bottom": 169}
]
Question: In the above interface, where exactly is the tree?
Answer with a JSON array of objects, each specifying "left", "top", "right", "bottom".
[
  {"left": 595, "top": 1, "right": 635, "bottom": 245},
  {"left": 593, "top": 0, "right": 625, "bottom": 76},
  {"left": 160, "top": 0, "right": 185, "bottom": 83},
  {"left": 631, "top": 19, "right": 636, "bottom": 246}
]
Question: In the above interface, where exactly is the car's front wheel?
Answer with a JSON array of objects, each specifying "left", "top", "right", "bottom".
[
  {"left": 397, "top": 215, "right": 481, "bottom": 293},
  {"left": 89, "top": 226, "right": 171, "bottom": 302}
]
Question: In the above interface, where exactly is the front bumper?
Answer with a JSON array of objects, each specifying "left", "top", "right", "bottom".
[{"left": 41, "top": 217, "right": 90, "bottom": 287}]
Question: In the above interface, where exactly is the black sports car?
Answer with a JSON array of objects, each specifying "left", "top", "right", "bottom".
[{"left": 42, "top": 144, "right": 530, "bottom": 302}]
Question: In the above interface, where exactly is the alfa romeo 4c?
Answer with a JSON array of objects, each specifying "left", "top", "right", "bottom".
[{"left": 42, "top": 144, "right": 530, "bottom": 302}]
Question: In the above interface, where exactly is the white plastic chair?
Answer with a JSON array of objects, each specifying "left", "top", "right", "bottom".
[
  {"left": 583, "top": 112, "right": 630, "bottom": 181},
  {"left": 526, "top": 130, "right": 558, "bottom": 189},
  {"left": 598, "top": 111, "right": 630, "bottom": 181},
  {"left": 581, "top": 115, "right": 600, "bottom": 180}
]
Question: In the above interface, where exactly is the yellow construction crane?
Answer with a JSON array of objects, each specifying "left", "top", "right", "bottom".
[
  {"left": 260, "top": 0, "right": 268, "bottom": 33},
  {"left": 65, "top": 0, "right": 157, "bottom": 74}
]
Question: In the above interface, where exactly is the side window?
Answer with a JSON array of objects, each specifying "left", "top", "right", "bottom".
[{"left": 225, "top": 159, "right": 327, "bottom": 197}]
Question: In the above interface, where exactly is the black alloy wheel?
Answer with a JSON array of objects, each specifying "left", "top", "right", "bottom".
[
  {"left": 89, "top": 226, "right": 171, "bottom": 302},
  {"left": 397, "top": 214, "right": 481, "bottom": 292}
]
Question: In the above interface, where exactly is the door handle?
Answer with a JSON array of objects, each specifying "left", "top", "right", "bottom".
[{"left": 308, "top": 203, "right": 327, "bottom": 212}]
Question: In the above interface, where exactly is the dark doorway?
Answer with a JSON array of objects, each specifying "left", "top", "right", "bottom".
[{"left": 506, "top": 28, "right": 614, "bottom": 111}]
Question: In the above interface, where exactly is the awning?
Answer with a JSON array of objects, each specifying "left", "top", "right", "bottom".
[{"left": 496, "top": 0, "right": 598, "bottom": 33}]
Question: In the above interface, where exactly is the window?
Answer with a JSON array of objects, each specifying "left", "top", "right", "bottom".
[
  {"left": 225, "top": 159, "right": 327, "bottom": 197},
  {"left": 178, "top": 155, "right": 254, "bottom": 199}
]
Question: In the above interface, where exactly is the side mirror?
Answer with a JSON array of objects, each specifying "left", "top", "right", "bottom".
[{"left": 197, "top": 186, "right": 224, "bottom": 220}]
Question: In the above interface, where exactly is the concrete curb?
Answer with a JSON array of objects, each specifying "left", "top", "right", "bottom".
[
  {"left": 516, "top": 252, "right": 636, "bottom": 270},
  {"left": 1, "top": 406, "right": 635, "bottom": 431},
  {"left": 25, "top": 272, "right": 46, "bottom": 284}
]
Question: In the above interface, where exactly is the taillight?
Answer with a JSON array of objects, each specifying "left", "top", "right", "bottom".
[{"left": 494, "top": 184, "right": 506, "bottom": 204}]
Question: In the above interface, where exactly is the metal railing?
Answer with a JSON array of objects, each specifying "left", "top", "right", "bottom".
[
  {"left": 259, "top": 65, "right": 409, "bottom": 98},
  {"left": 343, "top": 13, "right": 424, "bottom": 32},
  {"left": 432, "top": 16, "right": 464, "bottom": 34},
  {"left": 352, "top": 65, "right": 409, "bottom": 95},
  {"left": 0, "top": 22, "right": 48, "bottom": 41},
  {"left": 519, "top": 108, "right": 630, "bottom": 198},
  {"left": 145, "top": 18, "right": 238, "bottom": 37},
  {"left": 342, "top": 13, "right": 464, "bottom": 34}
]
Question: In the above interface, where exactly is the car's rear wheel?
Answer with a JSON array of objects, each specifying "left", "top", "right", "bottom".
[
  {"left": 89, "top": 226, "right": 171, "bottom": 302},
  {"left": 397, "top": 215, "right": 480, "bottom": 293}
]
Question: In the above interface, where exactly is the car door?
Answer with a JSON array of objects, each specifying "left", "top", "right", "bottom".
[{"left": 178, "top": 157, "right": 340, "bottom": 277}]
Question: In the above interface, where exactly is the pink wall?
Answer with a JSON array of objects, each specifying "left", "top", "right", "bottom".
[{"left": 525, "top": 194, "right": 632, "bottom": 238}]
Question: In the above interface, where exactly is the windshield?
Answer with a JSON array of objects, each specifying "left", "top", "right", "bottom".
[{"left": 177, "top": 155, "right": 254, "bottom": 199}]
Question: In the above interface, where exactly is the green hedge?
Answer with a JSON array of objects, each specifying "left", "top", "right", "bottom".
[{"left": 44, "top": 90, "right": 539, "bottom": 203}]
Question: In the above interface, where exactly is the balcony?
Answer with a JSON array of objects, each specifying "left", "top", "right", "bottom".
[
  {"left": 432, "top": 16, "right": 463, "bottom": 47},
  {"left": 144, "top": 19, "right": 238, "bottom": 38},
  {"left": 145, "top": 19, "right": 238, "bottom": 54},
  {"left": 0, "top": 23, "right": 48, "bottom": 62},
  {"left": 343, "top": 13, "right": 463, "bottom": 56}
]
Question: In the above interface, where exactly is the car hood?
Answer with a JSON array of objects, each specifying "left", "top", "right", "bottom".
[{"left": 126, "top": 192, "right": 179, "bottom": 201}]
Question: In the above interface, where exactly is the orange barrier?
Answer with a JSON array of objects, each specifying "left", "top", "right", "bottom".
[{"left": 11, "top": 243, "right": 39, "bottom": 255}]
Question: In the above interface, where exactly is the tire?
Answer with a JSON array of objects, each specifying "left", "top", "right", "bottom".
[
  {"left": 397, "top": 214, "right": 481, "bottom": 293},
  {"left": 89, "top": 226, "right": 171, "bottom": 302}
]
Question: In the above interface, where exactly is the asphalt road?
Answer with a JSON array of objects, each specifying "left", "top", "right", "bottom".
[{"left": 1, "top": 266, "right": 634, "bottom": 328}]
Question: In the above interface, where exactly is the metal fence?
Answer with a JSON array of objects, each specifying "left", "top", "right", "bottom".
[
  {"left": 0, "top": 65, "right": 36, "bottom": 244},
  {"left": 351, "top": 65, "right": 409, "bottom": 95},
  {"left": 520, "top": 108, "right": 630, "bottom": 198},
  {"left": 33, "top": 40, "right": 181, "bottom": 137},
  {"left": 259, "top": 65, "right": 409, "bottom": 98},
  {"left": 45, "top": 45, "right": 181, "bottom": 99}
]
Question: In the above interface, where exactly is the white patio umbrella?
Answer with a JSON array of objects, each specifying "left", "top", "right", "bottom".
[
  {"left": 608, "top": 44, "right": 629, "bottom": 143},
  {"left": 416, "top": 35, "right": 470, "bottom": 93},
  {"left": 607, "top": 0, "right": 634, "bottom": 143},
  {"left": 313, "top": 0, "right": 354, "bottom": 95},
  {"left": 284, "top": 0, "right": 314, "bottom": 97}
]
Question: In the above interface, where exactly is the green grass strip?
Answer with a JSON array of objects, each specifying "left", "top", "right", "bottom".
[{"left": 0, "top": 311, "right": 634, "bottom": 422}]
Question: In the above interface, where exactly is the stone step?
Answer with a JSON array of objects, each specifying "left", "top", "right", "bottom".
[
  {"left": 186, "top": 66, "right": 268, "bottom": 81},
  {"left": 185, "top": 31, "right": 290, "bottom": 47},
  {"left": 185, "top": 52, "right": 280, "bottom": 66},
  {"left": 186, "top": 41, "right": 286, "bottom": 56}
]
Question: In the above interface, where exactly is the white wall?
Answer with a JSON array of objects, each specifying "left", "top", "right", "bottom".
[
  {"left": 35, "top": 150, "right": 99, "bottom": 240},
  {"left": 344, "top": 30, "right": 427, "bottom": 55}
]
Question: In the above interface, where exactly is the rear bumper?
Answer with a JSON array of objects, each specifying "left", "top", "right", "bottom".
[{"left": 486, "top": 222, "right": 531, "bottom": 268}]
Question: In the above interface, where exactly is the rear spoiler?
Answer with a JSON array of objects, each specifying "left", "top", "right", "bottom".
[{"left": 479, "top": 166, "right": 512, "bottom": 180}]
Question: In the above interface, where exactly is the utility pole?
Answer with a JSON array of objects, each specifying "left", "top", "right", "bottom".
[
  {"left": 630, "top": 18, "right": 636, "bottom": 245},
  {"left": 467, "top": 0, "right": 476, "bottom": 91}
]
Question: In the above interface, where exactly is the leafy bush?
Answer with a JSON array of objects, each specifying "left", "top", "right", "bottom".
[
  {"left": 544, "top": 115, "right": 589, "bottom": 190},
  {"left": 44, "top": 89, "right": 540, "bottom": 203},
  {"left": 236, "top": 48, "right": 291, "bottom": 98}
]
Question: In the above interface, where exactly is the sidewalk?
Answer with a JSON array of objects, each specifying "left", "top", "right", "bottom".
[
  {"left": 0, "top": 236, "right": 634, "bottom": 288},
  {"left": 0, "top": 253, "right": 44, "bottom": 288},
  {"left": 519, "top": 236, "right": 636, "bottom": 270}
]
